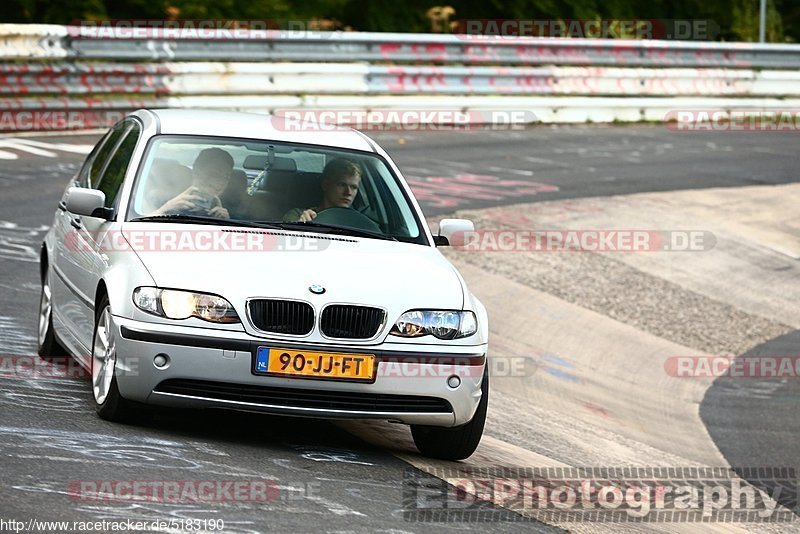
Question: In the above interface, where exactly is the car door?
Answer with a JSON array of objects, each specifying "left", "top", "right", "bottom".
[
  {"left": 51, "top": 123, "right": 122, "bottom": 355},
  {"left": 52, "top": 119, "right": 141, "bottom": 354}
]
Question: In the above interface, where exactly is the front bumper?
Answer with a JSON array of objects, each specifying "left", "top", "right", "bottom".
[{"left": 113, "top": 316, "right": 487, "bottom": 427}]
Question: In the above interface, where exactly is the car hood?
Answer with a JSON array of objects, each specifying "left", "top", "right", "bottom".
[{"left": 120, "top": 223, "right": 465, "bottom": 311}]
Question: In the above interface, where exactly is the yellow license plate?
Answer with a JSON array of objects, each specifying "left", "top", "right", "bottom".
[{"left": 257, "top": 347, "right": 375, "bottom": 381}]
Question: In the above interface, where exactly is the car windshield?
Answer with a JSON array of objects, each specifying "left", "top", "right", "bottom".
[{"left": 126, "top": 135, "right": 427, "bottom": 244}]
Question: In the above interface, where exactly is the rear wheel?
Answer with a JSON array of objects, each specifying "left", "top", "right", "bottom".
[
  {"left": 37, "top": 268, "right": 64, "bottom": 359},
  {"left": 92, "top": 296, "right": 136, "bottom": 422},
  {"left": 411, "top": 369, "right": 489, "bottom": 461}
]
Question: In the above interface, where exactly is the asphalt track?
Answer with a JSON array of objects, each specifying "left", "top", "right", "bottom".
[{"left": 0, "top": 124, "right": 798, "bottom": 532}]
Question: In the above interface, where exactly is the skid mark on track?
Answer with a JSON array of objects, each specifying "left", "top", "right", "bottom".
[
  {"left": 0, "top": 356, "right": 90, "bottom": 412},
  {"left": 12, "top": 480, "right": 263, "bottom": 534},
  {"left": 406, "top": 174, "right": 558, "bottom": 209},
  {"left": 0, "top": 388, "right": 88, "bottom": 413},
  {"left": 0, "top": 315, "right": 37, "bottom": 355},
  {"left": 536, "top": 352, "right": 582, "bottom": 384},
  {"left": 0, "top": 221, "right": 49, "bottom": 262},
  {"left": 289, "top": 444, "right": 375, "bottom": 466},
  {"left": 0, "top": 426, "right": 217, "bottom": 471},
  {"left": 306, "top": 494, "right": 367, "bottom": 517}
]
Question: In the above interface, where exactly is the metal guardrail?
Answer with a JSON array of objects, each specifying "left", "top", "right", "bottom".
[
  {"left": 3, "top": 62, "right": 799, "bottom": 98},
  {"left": 3, "top": 24, "right": 800, "bottom": 132},
  {"left": 64, "top": 28, "right": 800, "bottom": 69},
  {"left": 366, "top": 66, "right": 800, "bottom": 96},
  {"left": 0, "top": 63, "right": 170, "bottom": 95},
  {"left": 0, "top": 24, "right": 66, "bottom": 59}
]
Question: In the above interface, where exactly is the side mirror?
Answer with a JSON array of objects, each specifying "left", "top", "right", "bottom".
[
  {"left": 65, "top": 187, "right": 111, "bottom": 219},
  {"left": 436, "top": 218, "right": 475, "bottom": 247}
]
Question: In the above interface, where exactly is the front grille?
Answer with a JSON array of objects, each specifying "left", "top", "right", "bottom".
[
  {"left": 320, "top": 305, "right": 385, "bottom": 339},
  {"left": 248, "top": 299, "right": 314, "bottom": 335},
  {"left": 155, "top": 379, "right": 453, "bottom": 413}
]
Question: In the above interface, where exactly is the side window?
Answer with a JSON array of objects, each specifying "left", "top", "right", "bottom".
[
  {"left": 86, "top": 121, "right": 129, "bottom": 188},
  {"left": 75, "top": 129, "right": 114, "bottom": 188},
  {"left": 96, "top": 122, "right": 141, "bottom": 208}
]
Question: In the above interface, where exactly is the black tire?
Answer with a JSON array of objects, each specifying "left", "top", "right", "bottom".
[
  {"left": 411, "top": 368, "right": 489, "bottom": 461},
  {"left": 92, "top": 295, "right": 136, "bottom": 422},
  {"left": 37, "top": 266, "right": 65, "bottom": 359}
]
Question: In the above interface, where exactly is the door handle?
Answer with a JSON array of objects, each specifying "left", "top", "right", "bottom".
[
  {"left": 58, "top": 200, "right": 67, "bottom": 211},
  {"left": 69, "top": 217, "right": 82, "bottom": 230}
]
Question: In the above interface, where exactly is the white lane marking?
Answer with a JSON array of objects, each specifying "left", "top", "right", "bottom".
[
  {"left": 402, "top": 166, "right": 433, "bottom": 174},
  {"left": 524, "top": 156, "right": 569, "bottom": 166},
  {"left": 0, "top": 140, "right": 56, "bottom": 157},
  {"left": 7, "top": 138, "right": 93, "bottom": 154},
  {"left": 0, "top": 138, "right": 94, "bottom": 160},
  {"left": 439, "top": 160, "right": 473, "bottom": 168},
  {"left": 487, "top": 165, "right": 534, "bottom": 176}
]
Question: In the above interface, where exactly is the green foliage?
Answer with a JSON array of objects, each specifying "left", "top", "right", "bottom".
[{"left": 731, "top": 0, "right": 784, "bottom": 42}]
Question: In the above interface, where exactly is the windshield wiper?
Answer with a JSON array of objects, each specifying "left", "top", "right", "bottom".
[
  {"left": 272, "top": 221, "right": 398, "bottom": 241},
  {"left": 130, "top": 214, "right": 284, "bottom": 230},
  {"left": 130, "top": 215, "right": 397, "bottom": 241}
]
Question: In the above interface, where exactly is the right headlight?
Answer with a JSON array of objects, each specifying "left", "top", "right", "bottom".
[
  {"left": 133, "top": 287, "right": 240, "bottom": 323},
  {"left": 390, "top": 310, "right": 477, "bottom": 340}
]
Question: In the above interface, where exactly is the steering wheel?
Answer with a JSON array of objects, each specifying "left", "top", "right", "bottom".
[{"left": 313, "top": 207, "right": 382, "bottom": 233}]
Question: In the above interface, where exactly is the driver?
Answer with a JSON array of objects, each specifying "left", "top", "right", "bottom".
[
  {"left": 283, "top": 158, "right": 361, "bottom": 222},
  {"left": 151, "top": 147, "right": 233, "bottom": 218}
]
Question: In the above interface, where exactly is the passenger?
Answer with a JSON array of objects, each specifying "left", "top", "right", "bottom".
[
  {"left": 144, "top": 159, "right": 192, "bottom": 213},
  {"left": 152, "top": 148, "right": 233, "bottom": 218},
  {"left": 283, "top": 158, "right": 361, "bottom": 222}
]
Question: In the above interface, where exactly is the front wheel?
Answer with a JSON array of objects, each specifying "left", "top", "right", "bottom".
[
  {"left": 37, "top": 268, "right": 64, "bottom": 359},
  {"left": 411, "top": 369, "right": 489, "bottom": 461},
  {"left": 92, "top": 296, "right": 136, "bottom": 422}
]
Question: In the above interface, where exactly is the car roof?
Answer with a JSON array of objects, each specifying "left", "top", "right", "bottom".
[{"left": 138, "top": 109, "right": 376, "bottom": 153}]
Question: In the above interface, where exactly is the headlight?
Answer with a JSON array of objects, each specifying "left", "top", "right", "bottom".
[
  {"left": 390, "top": 310, "right": 477, "bottom": 340},
  {"left": 133, "top": 287, "right": 240, "bottom": 323}
]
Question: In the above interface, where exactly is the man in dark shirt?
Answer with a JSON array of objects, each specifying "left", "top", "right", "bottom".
[{"left": 152, "top": 147, "right": 233, "bottom": 218}]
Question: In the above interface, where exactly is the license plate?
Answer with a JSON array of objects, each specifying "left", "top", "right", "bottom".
[{"left": 255, "top": 347, "right": 375, "bottom": 381}]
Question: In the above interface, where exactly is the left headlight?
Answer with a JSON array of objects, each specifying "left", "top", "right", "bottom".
[
  {"left": 390, "top": 310, "right": 477, "bottom": 340},
  {"left": 133, "top": 287, "right": 240, "bottom": 323}
]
